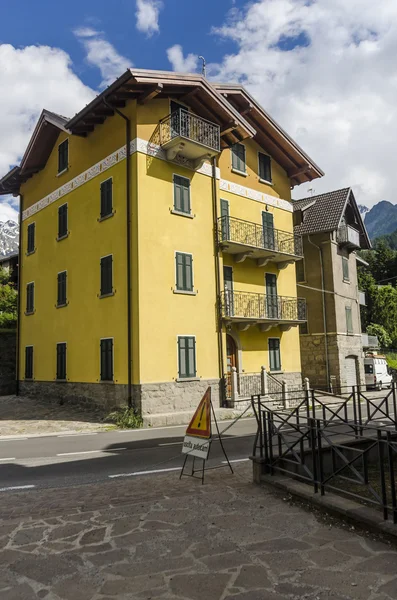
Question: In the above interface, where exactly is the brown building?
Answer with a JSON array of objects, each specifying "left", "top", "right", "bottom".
[{"left": 294, "top": 188, "right": 371, "bottom": 391}]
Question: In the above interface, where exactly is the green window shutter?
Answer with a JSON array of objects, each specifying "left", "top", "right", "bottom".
[
  {"left": 175, "top": 253, "right": 193, "bottom": 291},
  {"left": 346, "top": 307, "right": 353, "bottom": 333},
  {"left": 100, "top": 339, "right": 113, "bottom": 381},
  {"left": 100, "top": 255, "right": 113, "bottom": 296},
  {"left": 296, "top": 260, "right": 305, "bottom": 283},
  {"left": 187, "top": 337, "right": 196, "bottom": 377},
  {"left": 185, "top": 254, "right": 193, "bottom": 291},
  {"left": 100, "top": 179, "right": 113, "bottom": 218},
  {"left": 220, "top": 199, "right": 230, "bottom": 241},
  {"left": 26, "top": 282, "right": 34, "bottom": 313},
  {"left": 58, "top": 204, "right": 68, "bottom": 238},
  {"left": 178, "top": 337, "right": 196, "bottom": 378},
  {"left": 174, "top": 176, "right": 190, "bottom": 214},
  {"left": 56, "top": 343, "right": 67, "bottom": 380},
  {"left": 231, "top": 143, "right": 246, "bottom": 172},
  {"left": 342, "top": 257, "right": 349, "bottom": 281},
  {"left": 25, "top": 346, "right": 33, "bottom": 379},
  {"left": 178, "top": 337, "right": 186, "bottom": 378},
  {"left": 269, "top": 339, "right": 281, "bottom": 371},
  {"left": 259, "top": 153, "right": 272, "bottom": 182},
  {"left": 27, "top": 223, "right": 35, "bottom": 253},
  {"left": 58, "top": 140, "right": 68, "bottom": 173},
  {"left": 57, "top": 272, "right": 67, "bottom": 306},
  {"left": 176, "top": 253, "right": 184, "bottom": 290}
]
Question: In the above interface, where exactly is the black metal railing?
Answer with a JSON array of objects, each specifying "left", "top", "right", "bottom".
[
  {"left": 218, "top": 216, "right": 303, "bottom": 257},
  {"left": 220, "top": 290, "right": 306, "bottom": 321},
  {"left": 159, "top": 109, "right": 220, "bottom": 153},
  {"left": 252, "top": 384, "right": 397, "bottom": 522}
]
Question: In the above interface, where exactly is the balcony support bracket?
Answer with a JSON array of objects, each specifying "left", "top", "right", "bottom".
[
  {"left": 192, "top": 154, "right": 213, "bottom": 170},
  {"left": 258, "top": 324, "right": 274, "bottom": 333},
  {"left": 238, "top": 322, "right": 256, "bottom": 331},
  {"left": 279, "top": 324, "right": 294, "bottom": 332},
  {"left": 257, "top": 255, "right": 276, "bottom": 268},
  {"left": 277, "top": 260, "right": 295, "bottom": 271},
  {"left": 234, "top": 251, "right": 254, "bottom": 264},
  {"left": 166, "top": 143, "right": 186, "bottom": 162}
]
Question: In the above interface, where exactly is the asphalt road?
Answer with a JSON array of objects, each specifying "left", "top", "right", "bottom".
[{"left": 0, "top": 418, "right": 258, "bottom": 492}]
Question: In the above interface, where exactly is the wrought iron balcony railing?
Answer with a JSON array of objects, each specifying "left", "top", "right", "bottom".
[
  {"left": 159, "top": 109, "right": 220, "bottom": 153},
  {"left": 220, "top": 290, "right": 307, "bottom": 322},
  {"left": 337, "top": 225, "right": 361, "bottom": 249},
  {"left": 218, "top": 216, "right": 303, "bottom": 257}
]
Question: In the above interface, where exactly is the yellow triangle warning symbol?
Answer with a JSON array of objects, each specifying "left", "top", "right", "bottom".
[{"left": 186, "top": 387, "right": 212, "bottom": 439}]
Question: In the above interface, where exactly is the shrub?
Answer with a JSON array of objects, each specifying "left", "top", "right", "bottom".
[
  {"left": 0, "top": 312, "right": 17, "bottom": 328},
  {"left": 105, "top": 407, "right": 143, "bottom": 429}
]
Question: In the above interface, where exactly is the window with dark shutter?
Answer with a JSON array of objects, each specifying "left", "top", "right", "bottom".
[
  {"left": 58, "top": 139, "right": 69, "bottom": 173},
  {"left": 100, "top": 255, "right": 113, "bottom": 296},
  {"left": 57, "top": 271, "right": 67, "bottom": 306},
  {"left": 175, "top": 253, "right": 193, "bottom": 291},
  {"left": 56, "top": 343, "right": 67, "bottom": 380},
  {"left": 342, "top": 256, "right": 350, "bottom": 282},
  {"left": 58, "top": 204, "right": 68, "bottom": 239},
  {"left": 296, "top": 259, "right": 305, "bottom": 283},
  {"left": 26, "top": 282, "right": 34, "bottom": 314},
  {"left": 100, "top": 179, "right": 113, "bottom": 218},
  {"left": 178, "top": 336, "right": 196, "bottom": 378},
  {"left": 25, "top": 346, "right": 33, "bottom": 379},
  {"left": 258, "top": 152, "right": 272, "bottom": 182},
  {"left": 27, "top": 223, "right": 35, "bottom": 254},
  {"left": 231, "top": 143, "right": 246, "bottom": 173},
  {"left": 173, "top": 175, "right": 191, "bottom": 214},
  {"left": 346, "top": 306, "right": 353, "bottom": 334},
  {"left": 268, "top": 339, "right": 281, "bottom": 371},
  {"left": 100, "top": 338, "right": 113, "bottom": 381}
]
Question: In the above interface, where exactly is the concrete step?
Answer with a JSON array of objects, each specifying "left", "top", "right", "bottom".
[{"left": 143, "top": 406, "right": 254, "bottom": 428}]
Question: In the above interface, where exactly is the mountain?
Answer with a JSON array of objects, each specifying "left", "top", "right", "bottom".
[
  {"left": 359, "top": 204, "right": 369, "bottom": 218},
  {"left": 0, "top": 220, "right": 19, "bottom": 257},
  {"left": 363, "top": 201, "right": 397, "bottom": 240}
]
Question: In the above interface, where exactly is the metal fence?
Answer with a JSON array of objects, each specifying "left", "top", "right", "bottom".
[
  {"left": 159, "top": 109, "right": 220, "bottom": 152},
  {"left": 252, "top": 385, "right": 397, "bottom": 522},
  {"left": 217, "top": 216, "right": 303, "bottom": 257},
  {"left": 220, "top": 290, "right": 307, "bottom": 322}
]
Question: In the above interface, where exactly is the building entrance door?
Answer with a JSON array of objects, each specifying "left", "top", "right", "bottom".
[
  {"left": 226, "top": 335, "right": 237, "bottom": 398},
  {"left": 345, "top": 355, "right": 358, "bottom": 388}
]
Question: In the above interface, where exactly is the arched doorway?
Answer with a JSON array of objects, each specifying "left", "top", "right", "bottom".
[
  {"left": 345, "top": 355, "right": 358, "bottom": 388},
  {"left": 226, "top": 335, "right": 238, "bottom": 398}
]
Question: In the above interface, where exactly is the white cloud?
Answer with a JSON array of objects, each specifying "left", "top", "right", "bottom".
[
  {"left": 74, "top": 28, "right": 131, "bottom": 87},
  {"left": 136, "top": 0, "right": 162, "bottom": 36},
  {"left": 0, "top": 197, "right": 19, "bottom": 223},
  {"left": 209, "top": 0, "right": 397, "bottom": 207},
  {"left": 167, "top": 45, "right": 198, "bottom": 73}
]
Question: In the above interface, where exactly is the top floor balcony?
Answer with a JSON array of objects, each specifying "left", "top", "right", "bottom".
[
  {"left": 218, "top": 216, "right": 303, "bottom": 269},
  {"left": 337, "top": 225, "right": 361, "bottom": 250},
  {"left": 159, "top": 109, "right": 221, "bottom": 169}
]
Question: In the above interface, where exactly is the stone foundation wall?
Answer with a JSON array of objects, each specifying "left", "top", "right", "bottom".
[
  {"left": 19, "top": 381, "right": 129, "bottom": 411},
  {"left": 0, "top": 331, "right": 16, "bottom": 395},
  {"left": 136, "top": 379, "right": 221, "bottom": 416},
  {"left": 270, "top": 371, "right": 302, "bottom": 391}
]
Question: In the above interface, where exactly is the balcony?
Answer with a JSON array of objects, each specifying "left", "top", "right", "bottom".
[
  {"left": 362, "top": 333, "right": 379, "bottom": 349},
  {"left": 220, "top": 290, "right": 307, "bottom": 332},
  {"left": 358, "top": 290, "right": 366, "bottom": 306},
  {"left": 218, "top": 216, "right": 303, "bottom": 269},
  {"left": 159, "top": 109, "right": 220, "bottom": 169},
  {"left": 337, "top": 225, "right": 361, "bottom": 250}
]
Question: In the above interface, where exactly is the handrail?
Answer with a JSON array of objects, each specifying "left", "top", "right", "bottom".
[
  {"left": 220, "top": 290, "right": 307, "bottom": 321},
  {"left": 159, "top": 109, "right": 220, "bottom": 153}
]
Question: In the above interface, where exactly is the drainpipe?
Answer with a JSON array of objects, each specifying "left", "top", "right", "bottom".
[
  {"left": 211, "top": 157, "right": 226, "bottom": 405},
  {"left": 15, "top": 193, "right": 23, "bottom": 396},
  {"left": 103, "top": 98, "right": 132, "bottom": 408},
  {"left": 307, "top": 235, "right": 330, "bottom": 390}
]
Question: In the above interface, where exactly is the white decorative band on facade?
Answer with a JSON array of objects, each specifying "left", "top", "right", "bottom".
[{"left": 21, "top": 137, "right": 291, "bottom": 220}]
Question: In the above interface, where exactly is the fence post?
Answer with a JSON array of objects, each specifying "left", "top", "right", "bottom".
[
  {"left": 282, "top": 380, "right": 290, "bottom": 409},
  {"left": 261, "top": 366, "right": 268, "bottom": 396},
  {"left": 304, "top": 377, "right": 310, "bottom": 392},
  {"left": 231, "top": 367, "right": 238, "bottom": 403}
]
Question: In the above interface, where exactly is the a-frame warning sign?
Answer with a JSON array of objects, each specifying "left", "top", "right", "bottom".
[{"left": 185, "top": 387, "right": 211, "bottom": 439}]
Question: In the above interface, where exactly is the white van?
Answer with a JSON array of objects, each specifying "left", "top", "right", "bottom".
[{"left": 364, "top": 355, "right": 393, "bottom": 390}]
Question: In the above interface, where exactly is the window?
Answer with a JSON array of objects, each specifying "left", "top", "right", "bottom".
[
  {"left": 364, "top": 364, "right": 374, "bottom": 374},
  {"left": 58, "top": 139, "right": 69, "bottom": 174},
  {"left": 346, "top": 306, "right": 353, "bottom": 334},
  {"left": 175, "top": 252, "right": 193, "bottom": 292},
  {"left": 231, "top": 143, "right": 246, "bottom": 173},
  {"left": 100, "top": 255, "right": 113, "bottom": 296},
  {"left": 258, "top": 152, "right": 272, "bottom": 183},
  {"left": 58, "top": 204, "right": 68, "bottom": 239},
  {"left": 100, "top": 178, "right": 113, "bottom": 219},
  {"left": 299, "top": 322, "right": 308, "bottom": 335},
  {"left": 57, "top": 271, "right": 67, "bottom": 307},
  {"left": 25, "top": 346, "right": 33, "bottom": 379},
  {"left": 268, "top": 338, "right": 281, "bottom": 371},
  {"left": 26, "top": 282, "right": 34, "bottom": 314},
  {"left": 56, "top": 343, "right": 67, "bottom": 380},
  {"left": 100, "top": 338, "right": 113, "bottom": 381},
  {"left": 296, "top": 259, "right": 305, "bottom": 283},
  {"left": 27, "top": 223, "right": 35, "bottom": 254},
  {"left": 342, "top": 256, "right": 349, "bottom": 282},
  {"left": 173, "top": 175, "right": 191, "bottom": 214},
  {"left": 178, "top": 336, "right": 196, "bottom": 379}
]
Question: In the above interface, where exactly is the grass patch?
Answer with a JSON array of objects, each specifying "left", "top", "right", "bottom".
[
  {"left": 386, "top": 353, "right": 397, "bottom": 370},
  {"left": 105, "top": 407, "right": 143, "bottom": 429}
]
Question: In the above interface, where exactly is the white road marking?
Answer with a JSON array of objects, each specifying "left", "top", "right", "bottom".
[
  {"left": 222, "top": 458, "right": 249, "bottom": 464},
  {"left": 0, "top": 458, "right": 15, "bottom": 462},
  {"left": 0, "top": 485, "right": 35, "bottom": 492},
  {"left": 57, "top": 433, "right": 98, "bottom": 437},
  {"left": 116, "top": 418, "right": 257, "bottom": 433},
  {"left": 158, "top": 442, "right": 182, "bottom": 447},
  {"left": 112, "top": 447, "right": 127, "bottom": 451},
  {"left": 0, "top": 438, "right": 28, "bottom": 442},
  {"left": 57, "top": 450, "right": 101, "bottom": 457},
  {"left": 109, "top": 467, "right": 181, "bottom": 478}
]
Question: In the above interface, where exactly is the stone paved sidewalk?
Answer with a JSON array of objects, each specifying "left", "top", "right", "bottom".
[
  {"left": 0, "top": 463, "right": 397, "bottom": 599},
  {"left": 0, "top": 395, "right": 111, "bottom": 436}
]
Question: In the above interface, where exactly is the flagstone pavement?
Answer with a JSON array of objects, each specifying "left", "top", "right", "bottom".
[{"left": 1, "top": 463, "right": 397, "bottom": 600}]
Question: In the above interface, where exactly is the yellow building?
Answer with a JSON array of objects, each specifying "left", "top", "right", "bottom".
[{"left": 0, "top": 69, "right": 323, "bottom": 424}]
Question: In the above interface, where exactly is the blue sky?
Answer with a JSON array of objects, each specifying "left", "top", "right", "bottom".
[{"left": 1, "top": 0, "right": 397, "bottom": 223}]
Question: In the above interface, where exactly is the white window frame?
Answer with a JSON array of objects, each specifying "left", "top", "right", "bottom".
[
  {"left": 257, "top": 151, "right": 273, "bottom": 185},
  {"left": 176, "top": 335, "right": 197, "bottom": 381},
  {"left": 268, "top": 337, "right": 282, "bottom": 372},
  {"left": 173, "top": 250, "right": 196, "bottom": 295},
  {"left": 231, "top": 143, "right": 247, "bottom": 176},
  {"left": 100, "top": 337, "right": 115, "bottom": 383},
  {"left": 171, "top": 173, "right": 193, "bottom": 218}
]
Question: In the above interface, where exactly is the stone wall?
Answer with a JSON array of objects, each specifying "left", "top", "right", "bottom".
[
  {"left": 270, "top": 371, "right": 303, "bottom": 391},
  {"left": 19, "top": 381, "right": 129, "bottom": 411},
  {"left": 136, "top": 378, "right": 221, "bottom": 416},
  {"left": 0, "top": 331, "right": 16, "bottom": 395}
]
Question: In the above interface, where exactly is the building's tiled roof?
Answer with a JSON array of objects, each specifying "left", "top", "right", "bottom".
[{"left": 293, "top": 188, "right": 351, "bottom": 235}]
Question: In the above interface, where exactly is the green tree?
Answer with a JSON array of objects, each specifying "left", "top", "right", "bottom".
[
  {"left": 371, "top": 284, "right": 397, "bottom": 345},
  {"left": 367, "top": 323, "right": 392, "bottom": 348},
  {"left": 0, "top": 266, "right": 17, "bottom": 328}
]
